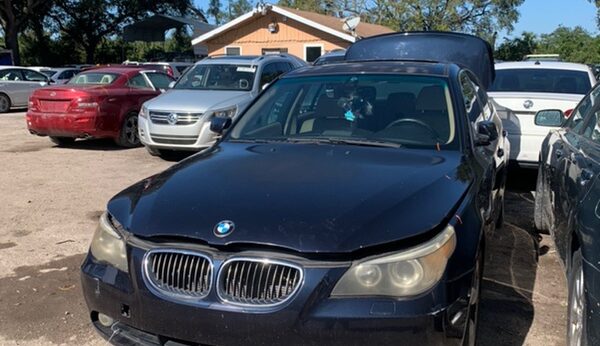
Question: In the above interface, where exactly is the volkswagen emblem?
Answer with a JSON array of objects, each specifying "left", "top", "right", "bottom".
[
  {"left": 214, "top": 220, "right": 235, "bottom": 237},
  {"left": 167, "top": 113, "right": 179, "bottom": 125},
  {"left": 523, "top": 100, "right": 534, "bottom": 109},
  {"left": 49, "top": 91, "right": 56, "bottom": 97}
]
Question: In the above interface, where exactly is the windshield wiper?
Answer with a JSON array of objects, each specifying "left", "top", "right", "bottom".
[{"left": 285, "top": 137, "right": 402, "bottom": 148}]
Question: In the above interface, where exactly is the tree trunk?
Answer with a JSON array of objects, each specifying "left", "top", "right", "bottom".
[
  {"left": 84, "top": 44, "right": 96, "bottom": 64},
  {"left": 5, "top": 26, "right": 20, "bottom": 65}
]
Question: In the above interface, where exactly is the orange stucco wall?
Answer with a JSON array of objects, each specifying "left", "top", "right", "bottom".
[{"left": 204, "top": 13, "right": 350, "bottom": 60}]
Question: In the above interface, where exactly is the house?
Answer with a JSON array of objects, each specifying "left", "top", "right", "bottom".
[{"left": 190, "top": 4, "right": 394, "bottom": 62}]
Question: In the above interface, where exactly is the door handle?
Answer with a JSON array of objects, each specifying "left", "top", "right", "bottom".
[
  {"left": 555, "top": 149, "right": 564, "bottom": 158},
  {"left": 580, "top": 168, "right": 594, "bottom": 186}
]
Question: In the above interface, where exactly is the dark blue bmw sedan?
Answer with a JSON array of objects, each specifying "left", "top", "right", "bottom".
[{"left": 81, "top": 32, "right": 508, "bottom": 345}]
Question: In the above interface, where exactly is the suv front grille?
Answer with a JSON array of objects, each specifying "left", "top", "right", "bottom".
[
  {"left": 143, "top": 250, "right": 212, "bottom": 298},
  {"left": 149, "top": 111, "right": 202, "bottom": 125},
  {"left": 217, "top": 259, "right": 302, "bottom": 306}
]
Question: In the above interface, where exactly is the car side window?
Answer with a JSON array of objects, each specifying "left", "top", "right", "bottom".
[
  {"left": 23, "top": 70, "right": 48, "bottom": 82},
  {"left": 259, "top": 63, "right": 287, "bottom": 89},
  {"left": 579, "top": 87, "right": 600, "bottom": 143},
  {"left": 127, "top": 74, "right": 152, "bottom": 89},
  {"left": 0, "top": 69, "right": 23, "bottom": 81},
  {"left": 145, "top": 72, "right": 173, "bottom": 90},
  {"left": 61, "top": 70, "right": 76, "bottom": 79},
  {"left": 566, "top": 92, "right": 593, "bottom": 133},
  {"left": 459, "top": 71, "right": 483, "bottom": 121}
]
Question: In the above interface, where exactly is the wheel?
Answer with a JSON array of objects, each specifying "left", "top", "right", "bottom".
[
  {"left": 463, "top": 248, "right": 483, "bottom": 346},
  {"left": 567, "top": 249, "right": 587, "bottom": 346},
  {"left": 0, "top": 93, "right": 11, "bottom": 113},
  {"left": 49, "top": 136, "right": 75, "bottom": 146},
  {"left": 534, "top": 164, "right": 548, "bottom": 233},
  {"left": 115, "top": 113, "right": 140, "bottom": 148}
]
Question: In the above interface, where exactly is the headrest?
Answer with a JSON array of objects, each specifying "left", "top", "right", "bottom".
[{"left": 416, "top": 85, "right": 446, "bottom": 111}]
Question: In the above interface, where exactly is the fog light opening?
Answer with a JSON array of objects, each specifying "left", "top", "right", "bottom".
[{"left": 98, "top": 313, "right": 115, "bottom": 327}]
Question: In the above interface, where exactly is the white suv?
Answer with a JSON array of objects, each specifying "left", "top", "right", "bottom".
[
  {"left": 138, "top": 55, "right": 305, "bottom": 158},
  {"left": 488, "top": 61, "right": 597, "bottom": 167}
]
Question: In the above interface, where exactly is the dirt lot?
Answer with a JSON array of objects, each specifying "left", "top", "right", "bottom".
[{"left": 0, "top": 112, "right": 566, "bottom": 345}]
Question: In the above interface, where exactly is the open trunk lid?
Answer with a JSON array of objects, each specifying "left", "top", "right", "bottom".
[{"left": 345, "top": 31, "right": 495, "bottom": 88}]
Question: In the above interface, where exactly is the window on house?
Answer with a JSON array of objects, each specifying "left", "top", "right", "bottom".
[
  {"left": 305, "top": 46, "right": 323, "bottom": 63},
  {"left": 225, "top": 47, "right": 241, "bottom": 56},
  {"left": 262, "top": 48, "right": 288, "bottom": 55}
]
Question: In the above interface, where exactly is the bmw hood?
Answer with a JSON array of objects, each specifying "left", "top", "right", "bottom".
[
  {"left": 108, "top": 143, "right": 473, "bottom": 254},
  {"left": 144, "top": 89, "right": 252, "bottom": 113}
]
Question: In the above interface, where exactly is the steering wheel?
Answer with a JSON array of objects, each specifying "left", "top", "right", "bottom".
[{"left": 385, "top": 118, "right": 441, "bottom": 141}]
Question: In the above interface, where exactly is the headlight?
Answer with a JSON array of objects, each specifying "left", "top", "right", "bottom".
[
  {"left": 139, "top": 105, "right": 148, "bottom": 118},
  {"left": 212, "top": 106, "right": 237, "bottom": 118},
  {"left": 89, "top": 212, "right": 128, "bottom": 272},
  {"left": 331, "top": 225, "right": 456, "bottom": 297}
]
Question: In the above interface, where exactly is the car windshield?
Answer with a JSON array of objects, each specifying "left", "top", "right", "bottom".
[
  {"left": 489, "top": 68, "right": 592, "bottom": 95},
  {"left": 174, "top": 64, "right": 255, "bottom": 91},
  {"left": 68, "top": 72, "right": 119, "bottom": 85},
  {"left": 229, "top": 74, "right": 458, "bottom": 149}
]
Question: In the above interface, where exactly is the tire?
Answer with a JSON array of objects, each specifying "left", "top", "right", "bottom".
[
  {"left": 145, "top": 146, "right": 163, "bottom": 157},
  {"left": 567, "top": 249, "right": 588, "bottom": 346},
  {"left": 0, "top": 93, "right": 11, "bottom": 113},
  {"left": 463, "top": 249, "right": 483, "bottom": 346},
  {"left": 115, "top": 113, "right": 141, "bottom": 148},
  {"left": 49, "top": 136, "right": 75, "bottom": 146},
  {"left": 534, "top": 164, "right": 547, "bottom": 233}
]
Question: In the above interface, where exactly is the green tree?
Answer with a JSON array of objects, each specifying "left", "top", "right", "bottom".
[
  {"left": 208, "top": 0, "right": 224, "bottom": 25},
  {"left": 227, "top": 0, "right": 253, "bottom": 20},
  {"left": 277, "top": 0, "right": 338, "bottom": 15},
  {"left": 49, "top": 0, "right": 192, "bottom": 64},
  {"left": 0, "top": 0, "right": 52, "bottom": 65},
  {"left": 538, "top": 26, "right": 600, "bottom": 64},
  {"left": 495, "top": 32, "right": 537, "bottom": 61}
]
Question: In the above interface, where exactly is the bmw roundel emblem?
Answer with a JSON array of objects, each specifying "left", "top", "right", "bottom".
[
  {"left": 167, "top": 113, "right": 179, "bottom": 125},
  {"left": 214, "top": 220, "right": 235, "bottom": 237}
]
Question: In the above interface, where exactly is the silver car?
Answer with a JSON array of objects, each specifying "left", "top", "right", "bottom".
[
  {"left": 40, "top": 68, "right": 81, "bottom": 84},
  {"left": 138, "top": 55, "right": 305, "bottom": 157},
  {"left": 0, "top": 66, "right": 52, "bottom": 113}
]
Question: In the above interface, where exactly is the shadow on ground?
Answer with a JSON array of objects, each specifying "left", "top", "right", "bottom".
[
  {"left": 478, "top": 168, "right": 541, "bottom": 345},
  {"left": 0, "top": 253, "right": 93, "bottom": 344}
]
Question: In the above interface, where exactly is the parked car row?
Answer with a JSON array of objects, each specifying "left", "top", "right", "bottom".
[{"left": 79, "top": 32, "right": 507, "bottom": 346}]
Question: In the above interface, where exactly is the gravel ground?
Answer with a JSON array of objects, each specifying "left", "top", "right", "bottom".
[{"left": 0, "top": 112, "right": 566, "bottom": 345}]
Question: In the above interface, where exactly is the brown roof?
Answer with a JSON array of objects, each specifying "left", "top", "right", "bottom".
[{"left": 279, "top": 6, "right": 394, "bottom": 38}]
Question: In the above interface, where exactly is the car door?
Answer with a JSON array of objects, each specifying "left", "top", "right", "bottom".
[
  {"left": 143, "top": 72, "right": 174, "bottom": 93},
  {"left": 551, "top": 87, "right": 598, "bottom": 248},
  {"left": 0, "top": 69, "right": 29, "bottom": 106},
  {"left": 127, "top": 72, "right": 161, "bottom": 108},
  {"left": 21, "top": 69, "right": 50, "bottom": 103}
]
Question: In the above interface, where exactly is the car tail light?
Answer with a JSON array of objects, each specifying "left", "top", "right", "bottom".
[
  {"left": 28, "top": 97, "right": 40, "bottom": 112},
  {"left": 69, "top": 97, "right": 99, "bottom": 112},
  {"left": 165, "top": 66, "right": 174, "bottom": 77},
  {"left": 564, "top": 109, "right": 574, "bottom": 118}
]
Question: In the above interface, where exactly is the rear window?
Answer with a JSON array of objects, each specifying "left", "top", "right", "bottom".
[
  {"left": 490, "top": 68, "right": 592, "bottom": 95},
  {"left": 69, "top": 73, "right": 119, "bottom": 85}
]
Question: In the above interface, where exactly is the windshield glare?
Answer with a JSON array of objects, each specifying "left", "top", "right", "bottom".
[
  {"left": 490, "top": 68, "right": 592, "bottom": 95},
  {"left": 229, "top": 75, "right": 457, "bottom": 149},
  {"left": 175, "top": 64, "right": 255, "bottom": 91},
  {"left": 69, "top": 72, "right": 119, "bottom": 85}
]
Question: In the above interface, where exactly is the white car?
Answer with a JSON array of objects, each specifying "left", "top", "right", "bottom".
[{"left": 488, "top": 61, "right": 597, "bottom": 167}]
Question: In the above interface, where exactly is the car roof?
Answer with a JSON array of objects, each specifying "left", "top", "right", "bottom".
[
  {"left": 81, "top": 67, "right": 142, "bottom": 75},
  {"left": 495, "top": 61, "right": 592, "bottom": 72},
  {"left": 284, "top": 60, "right": 450, "bottom": 78},
  {"left": 196, "top": 55, "right": 294, "bottom": 66}
]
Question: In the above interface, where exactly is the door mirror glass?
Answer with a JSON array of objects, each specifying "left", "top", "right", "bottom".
[
  {"left": 535, "top": 109, "right": 564, "bottom": 127},
  {"left": 475, "top": 120, "right": 498, "bottom": 146},
  {"left": 210, "top": 116, "right": 232, "bottom": 134}
]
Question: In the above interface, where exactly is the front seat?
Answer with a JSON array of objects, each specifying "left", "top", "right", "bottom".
[{"left": 414, "top": 85, "right": 450, "bottom": 141}]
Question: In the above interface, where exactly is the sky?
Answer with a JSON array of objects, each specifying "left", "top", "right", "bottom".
[{"left": 193, "top": 0, "right": 599, "bottom": 38}]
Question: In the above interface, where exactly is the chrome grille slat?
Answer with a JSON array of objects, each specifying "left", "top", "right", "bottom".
[
  {"left": 149, "top": 111, "right": 202, "bottom": 125},
  {"left": 218, "top": 259, "right": 303, "bottom": 307},
  {"left": 143, "top": 250, "right": 212, "bottom": 299}
]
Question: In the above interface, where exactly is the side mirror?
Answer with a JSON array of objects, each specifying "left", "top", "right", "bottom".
[
  {"left": 168, "top": 81, "right": 176, "bottom": 89},
  {"left": 535, "top": 109, "right": 565, "bottom": 127},
  {"left": 210, "top": 116, "right": 232, "bottom": 134},
  {"left": 475, "top": 120, "right": 499, "bottom": 146}
]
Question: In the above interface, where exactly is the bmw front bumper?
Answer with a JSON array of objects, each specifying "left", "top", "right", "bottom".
[{"left": 81, "top": 241, "right": 475, "bottom": 346}]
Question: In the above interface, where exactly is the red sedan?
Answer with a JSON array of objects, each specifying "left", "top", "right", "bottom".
[{"left": 26, "top": 67, "right": 174, "bottom": 147}]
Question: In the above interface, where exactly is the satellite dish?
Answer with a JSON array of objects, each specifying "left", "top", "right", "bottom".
[{"left": 342, "top": 16, "right": 361, "bottom": 34}]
